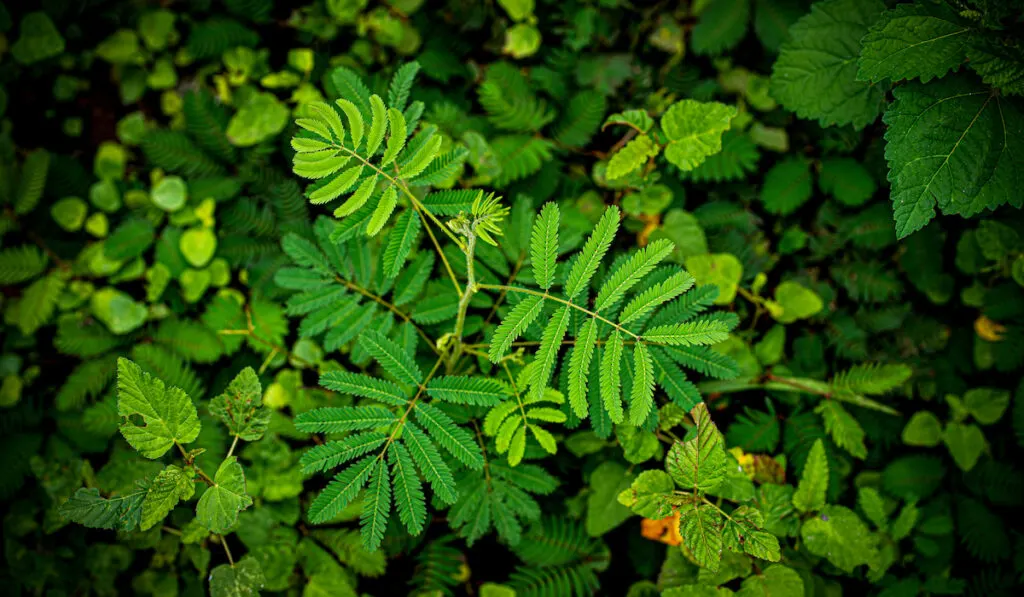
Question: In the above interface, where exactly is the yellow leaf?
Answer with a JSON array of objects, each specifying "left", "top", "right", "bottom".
[
  {"left": 729, "top": 447, "right": 756, "bottom": 479},
  {"left": 641, "top": 511, "right": 682, "bottom": 546},
  {"left": 975, "top": 315, "right": 1005, "bottom": 342}
]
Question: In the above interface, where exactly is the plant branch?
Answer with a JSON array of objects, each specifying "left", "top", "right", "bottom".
[
  {"left": 376, "top": 355, "right": 446, "bottom": 462},
  {"left": 219, "top": 534, "right": 235, "bottom": 567},
  {"left": 226, "top": 435, "right": 240, "bottom": 460},
  {"left": 329, "top": 141, "right": 464, "bottom": 292},
  {"left": 478, "top": 283, "right": 640, "bottom": 339},
  {"left": 482, "top": 253, "right": 526, "bottom": 326},
  {"left": 450, "top": 232, "right": 477, "bottom": 367},
  {"left": 336, "top": 276, "right": 438, "bottom": 353}
]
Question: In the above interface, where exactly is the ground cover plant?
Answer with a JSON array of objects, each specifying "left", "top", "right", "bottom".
[{"left": 1, "top": 0, "right": 1023, "bottom": 595}]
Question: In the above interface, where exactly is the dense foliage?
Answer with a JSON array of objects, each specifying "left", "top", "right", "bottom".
[{"left": 1, "top": 0, "right": 1023, "bottom": 595}]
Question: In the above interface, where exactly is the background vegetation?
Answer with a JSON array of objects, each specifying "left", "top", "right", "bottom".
[{"left": 1, "top": 0, "right": 1023, "bottom": 596}]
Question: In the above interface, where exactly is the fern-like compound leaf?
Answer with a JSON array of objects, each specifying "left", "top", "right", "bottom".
[
  {"left": 387, "top": 61, "right": 421, "bottom": 112},
  {"left": 619, "top": 270, "right": 695, "bottom": 325},
  {"left": 381, "top": 108, "right": 407, "bottom": 167},
  {"left": 390, "top": 442, "right": 427, "bottom": 535},
  {"left": 488, "top": 295, "right": 545, "bottom": 362},
  {"left": 563, "top": 205, "right": 620, "bottom": 300},
  {"left": 414, "top": 403, "right": 484, "bottom": 470},
  {"left": 300, "top": 432, "right": 388, "bottom": 474},
  {"left": 360, "top": 459, "right": 391, "bottom": 551},
  {"left": 643, "top": 318, "right": 732, "bottom": 346},
  {"left": 294, "top": 406, "right": 397, "bottom": 433},
  {"left": 383, "top": 210, "right": 422, "bottom": 278},
  {"left": 567, "top": 318, "right": 598, "bottom": 418},
  {"left": 629, "top": 343, "right": 655, "bottom": 425},
  {"left": 308, "top": 454, "right": 377, "bottom": 523},
  {"left": 594, "top": 239, "right": 674, "bottom": 313},
  {"left": 530, "top": 203, "right": 559, "bottom": 291},
  {"left": 606, "top": 134, "right": 659, "bottom": 180},
  {"left": 359, "top": 329, "right": 423, "bottom": 386},
  {"left": 403, "top": 421, "right": 458, "bottom": 504},
  {"left": 600, "top": 331, "right": 625, "bottom": 424},
  {"left": 317, "top": 372, "right": 409, "bottom": 405},
  {"left": 530, "top": 306, "right": 571, "bottom": 399},
  {"left": 427, "top": 376, "right": 509, "bottom": 406}
]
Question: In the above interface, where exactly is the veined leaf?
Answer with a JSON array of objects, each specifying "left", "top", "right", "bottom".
[
  {"left": 666, "top": 403, "right": 727, "bottom": 492},
  {"left": 59, "top": 487, "right": 145, "bottom": 531},
  {"left": 209, "top": 556, "right": 265, "bottom": 597},
  {"left": 196, "top": 456, "right": 253, "bottom": 534},
  {"left": 770, "top": 0, "right": 887, "bottom": 129},
  {"left": 792, "top": 439, "right": 829, "bottom": 512},
  {"left": 140, "top": 465, "right": 194, "bottom": 530},
  {"left": 884, "top": 75, "right": 1024, "bottom": 237},
  {"left": 661, "top": 100, "right": 738, "bottom": 172},
  {"left": 679, "top": 504, "right": 724, "bottom": 572},
  {"left": 857, "top": 1, "right": 971, "bottom": 84},
  {"left": 800, "top": 505, "right": 877, "bottom": 573},
  {"left": 208, "top": 367, "right": 269, "bottom": 441},
  {"left": 117, "top": 358, "right": 200, "bottom": 459}
]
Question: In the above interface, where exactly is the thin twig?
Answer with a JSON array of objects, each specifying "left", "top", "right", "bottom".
[
  {"left": 478, "top": 283, "right": 640, "bottom": 339},
  {"left": 220, "top": 535, "right": 235, "bottom": 567}
]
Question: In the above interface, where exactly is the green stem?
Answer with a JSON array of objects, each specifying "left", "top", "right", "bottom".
[
  {"left": 220, "top": 534, "right": 235, "bottom": 567},
  {"left": 450, "top": 233, "right": 477, "bottom": 368},
  {"left": 226, "top": 435, "right": 240, "bottom": 460},
  {"left": 337, "top": 276, "right": 438, "bottom": 353}
]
